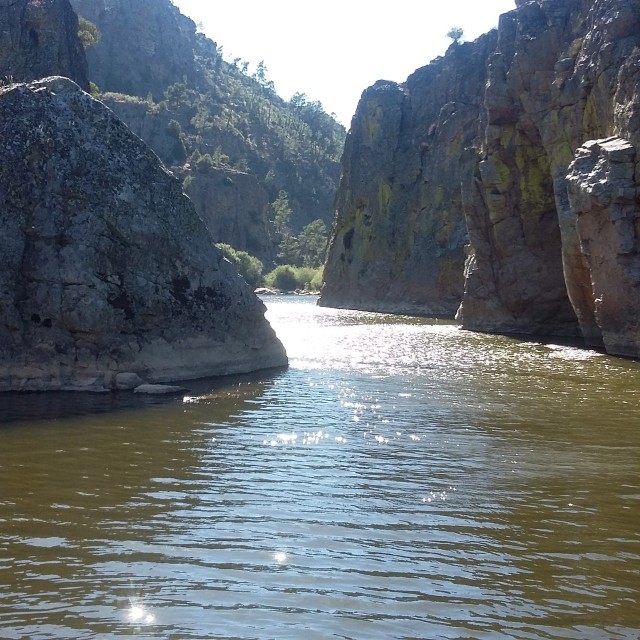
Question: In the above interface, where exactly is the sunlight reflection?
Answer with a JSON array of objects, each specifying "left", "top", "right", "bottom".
[
  {"left": 422, "top": 487, "right": 457, "bottom": 504},
  {"left": 274, "top": 551, "right": 287, "bottom": 563},
  {"left": 127, "top": 603, "right": 155, "bottom": 625}
]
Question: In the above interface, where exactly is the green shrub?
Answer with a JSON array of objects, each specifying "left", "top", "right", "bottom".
[
  {"left": 216, "top": 243, "right": 264, "bottom": 288},
  {"left": 264, "top": 265, "right": 298, "bottom": 292},
  {"left": 310, "top": 267, "right": 324, "bottom": 291},
  {"left": 78, "top": 16, "right": 100, "bottom": 49},
  {"left": 263, "top": 264, "right": 323, "bottom": 292}
]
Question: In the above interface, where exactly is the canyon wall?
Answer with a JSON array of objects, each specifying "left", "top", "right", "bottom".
[
  {"left": 321, "top": 0, "right": 640, "bottom": 357},
  {"left": 320, "top": 34, "right": 497, "bottom": 315},
  {"left": 69, "top": 0, "right": 198, "bottom": 100}
]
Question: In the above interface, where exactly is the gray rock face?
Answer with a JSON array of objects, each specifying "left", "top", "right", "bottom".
[
  {"left": 457, "top": 0, "right": 582, "bottom": 337},
  {"left": 0, "top": 78, "right": 287, "bottom": 392},
  {"left": 320, "top": 35, "right": 497, "bottom": 316},
  {"left": 0, "top": 0, "right": 89, "bottom": 89},
  {"left": 183, "top": 169, "right": 276, "bottom": 265},
  {"left": 566, "top": 137, "right": 640, "bottom": 357},
  {"left": 69, "top": 0, "right": 198, "bottom": 100},
  {"left": 458, "top": 0, "right": 640, "bottom": 350},
  {"left": 100, "top": 96, "right": 276, "bottom": 264}
]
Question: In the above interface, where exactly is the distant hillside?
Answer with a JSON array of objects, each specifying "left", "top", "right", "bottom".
[{"left": 70, "top": 0, "right": 346, "bottom": 264}]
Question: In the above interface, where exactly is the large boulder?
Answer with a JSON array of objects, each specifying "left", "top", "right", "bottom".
[
  {"left": 0, "top": 77, "right": 287, "bottom": 392},
  {"left": 0, "top": 0, "right": 88, "bottom": 90}
]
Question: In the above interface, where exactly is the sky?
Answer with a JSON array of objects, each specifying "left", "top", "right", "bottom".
[{"left": 172, "top": 0, "right": 516, "bottom": 127}]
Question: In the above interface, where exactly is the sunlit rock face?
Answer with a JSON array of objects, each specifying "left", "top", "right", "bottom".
[
  {"left": 458, "top": 0, "right": 640, "bottom": 350},
  {"left": 0, "top": 0, "right": 89, "bottom": 90},
  {"left": 322, "top": 0, "right": 640, "bottom": 356},
  {"left": 320, "top": 33, "right": 497, "bottom": 316},
  {"left": 0, "top": 78, "right": 287, "bottom": 391},
  {"left": 458, "top": 0, "right": 583, "bottom": 337},
  {"left": 566, "top": 138, "right": 640, "bottom": 358}
]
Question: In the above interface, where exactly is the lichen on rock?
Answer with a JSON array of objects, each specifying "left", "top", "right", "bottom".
[{"left": 0, "top": 77, "right": 287, "bottom": 391}]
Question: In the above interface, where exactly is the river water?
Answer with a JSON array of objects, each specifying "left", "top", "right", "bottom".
[{"left": 0, "top": 295, "right": 638, "bottom": 639}]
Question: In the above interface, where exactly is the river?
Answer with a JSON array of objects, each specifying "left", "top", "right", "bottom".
[{"left": 0, "top": 295, "right": 638, "bottom": 639}]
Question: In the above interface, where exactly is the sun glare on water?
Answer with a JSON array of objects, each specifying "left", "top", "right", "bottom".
[{"left": 127, "top": 603, "right": 155, "bottom": 625}]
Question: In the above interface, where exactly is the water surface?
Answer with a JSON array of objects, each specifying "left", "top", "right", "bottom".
[{"left": 1, "top": 296, "right": 638, "bottom": 639}]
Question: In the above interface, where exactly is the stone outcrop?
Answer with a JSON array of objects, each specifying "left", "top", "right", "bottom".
[
  {"left": 566, "top": 137, "right": 640, "bottom": 357},
  {"left": 69, "top": 0, "right": 198, "bottom": 100},
  {"left": 458, "top": 0, "right": 585, "bottom": 337},
  {"left": 183, "top": 170, "right": 276, "bottom": 265},
  {"left": 321, "top": 0, "right": 640, "bottom": 357},
  {"left": 320, "top": 35, "right": 497, "bottom": 315},
  {"left": 0, "top": 0, "right": 89, "bottom": 89},
  {"left": 0, "top": 77, "right": 287, "bottom": 392},
  {"left": 458, "top": 0, "right": 640, "bottom": 349}
]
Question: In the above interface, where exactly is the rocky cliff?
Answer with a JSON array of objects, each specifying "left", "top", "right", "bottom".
[
  {"left": 0, "top": 77, "right": 287, "bottom": 392},
  {"left": 320, "top": 35, "right": 496, "bottom": 315},
  {"left": 458, "top": 0, "right": 640, "bottom": 347},
  {"left": 321, "top": 0, "right": 640, "bottom": 358},
  {"left": 98, "top": 95, "right": 276, "bottom": 263},
  {"left": 69, "top": 0, "right": 197, "bottom": 100},
  {"left": 0, "top": 0, "right": 88, "bottom": 89}
]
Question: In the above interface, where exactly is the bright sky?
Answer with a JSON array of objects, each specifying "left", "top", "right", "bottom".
[{"left": 172, "top": 0, "right": 516, "bottom": 126}]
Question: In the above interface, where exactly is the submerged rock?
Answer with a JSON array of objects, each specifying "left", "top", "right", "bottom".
[
  {"left": 0, "top": 77, "right": 287, "bottom": 392},
  {"left": 133, "top": 384, "right": 187, "bottom": 395}
]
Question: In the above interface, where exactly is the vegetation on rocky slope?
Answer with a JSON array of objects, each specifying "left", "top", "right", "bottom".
[{"left": 71, "top": 0, "right": 345, "bottom": 266}]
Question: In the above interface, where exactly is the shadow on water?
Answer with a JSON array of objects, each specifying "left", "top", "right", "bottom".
[{"left": 0, "top": 366, "right": 287, "bottom": 427}]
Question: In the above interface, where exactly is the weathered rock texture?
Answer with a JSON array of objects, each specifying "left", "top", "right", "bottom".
[
  {"left": 321, "top": 0, "right": 640, "bottom": 357},
  {"left": 0, "top": 0, "right": 88, "bottom": 90},
  {"left": 566, "top": 137, "right": 640, "bottom": 357},
  {"left": 458, "top": 0, "right": 640, "bottom": 342},
  {"left": 69, "top": 0, "right": 197, "bottom": 100},
  {"left": 320, "top": 35, "right": 497, "bottom": 315},
  {"left": 183, "top": 169, "right": 275, "bottom": 265},
  {"left": 0, "top": 78, "right": 287, "bottom": 392}
]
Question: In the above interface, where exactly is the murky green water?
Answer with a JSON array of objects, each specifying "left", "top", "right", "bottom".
[{"left": 1, "top": 296, "right": 638, "bottom": 639}]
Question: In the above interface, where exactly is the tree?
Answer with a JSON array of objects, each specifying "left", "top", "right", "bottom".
[
  {"left": 297, "top": 219, "right": 327, "bottom": 268},
  {"left": 165, "top": 81, "right": 188, "bottom": 107},
  {"left": 77, "top": 16, "right": 100, "bottom": 49},
  {"left": 277, "top": 233, "right": 300, "bottom": 265},
  {"left": 446, "top": 27, "right": 464, "bottom": 44},
  {"left": 166, "top": 119, "right": 187, "bottom": 163},
  {"left": 271, "top": 190, "right": 292, "bottom": 236},
  {"left": 254, "top": 61, "right": 268, "bottom": 85}
]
